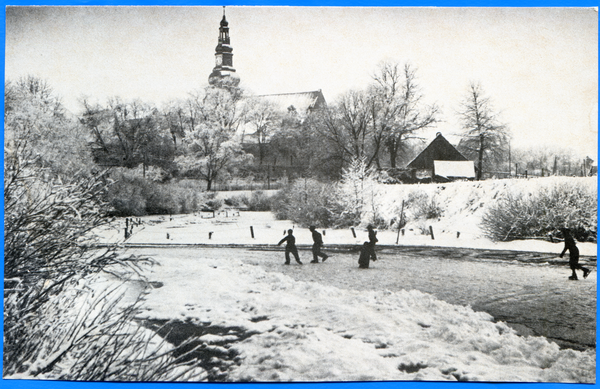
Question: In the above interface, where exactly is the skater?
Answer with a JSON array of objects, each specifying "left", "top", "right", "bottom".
[
  {"left": 367, "top": 225, "right": 378, "bottom": 262},
  {"left": 309, "top": 226, "right": 329, "bottom": 263},
  {"left": 358, "top": 242, "right": 371, "bottom": 268},
  {"left": 559, "top": 228, "right": 591, "bottom": 280},
  {"left": 277, "top": 229, "right": 302, "bottom": 265}
]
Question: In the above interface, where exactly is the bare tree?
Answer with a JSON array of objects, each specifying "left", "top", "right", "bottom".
[
  {"left": 243, "top": 97, "right": 280, "bottom": 165},
  {"left": 458, "top": 82, "right": 509, "bottom": 180},
  {"left": 312, "top": 89, "right": 373, "bottom": 167},
  {"left": 80, "top": 99, "right": 176, "bottom": 176},
  {"left": 370, "top": 62, "right": 439, "bottom": 169}
]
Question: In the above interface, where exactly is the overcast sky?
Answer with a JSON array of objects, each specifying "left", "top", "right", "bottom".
[{"left": 5, "top": 6, "right": 598, "bottom": 156}]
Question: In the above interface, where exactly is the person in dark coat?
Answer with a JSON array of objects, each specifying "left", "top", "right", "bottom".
[
  {"left": 367, "top": 225, "right": 378, "bottom": 262},
  {"left": 358, "top": 242, "right": 371, "bottom": 268},
  {"left": 278, "top": 229, "right": 302, "bottom": 265},
  {"left": 309, "top": 226, "right": 329, "bottom": 263},
  {"left": 559, "top": 228, "right": 591, "bottom": 280}
]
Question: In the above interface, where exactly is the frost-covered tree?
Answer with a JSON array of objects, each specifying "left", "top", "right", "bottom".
[
  {"left": 336, "top": 157, "right": 381, "bottom": 226},
  {"left": 311, "top": 90, "right": 374, "bottom": 168},
  {"left": 80, "top": 98, "right": 176, "bottom": 177},
  {"left": 4, "top": 77, "right": 157, "bottom": 377},
  {"left": 176, "top": 86, "right": 251, "bottom": 190}
]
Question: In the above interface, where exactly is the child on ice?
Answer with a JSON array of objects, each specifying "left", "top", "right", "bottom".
[{"left": 559, "top": 228, "right": 591, "bottom": 280}]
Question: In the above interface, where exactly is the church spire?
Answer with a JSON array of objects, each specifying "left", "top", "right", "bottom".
[{"left": 209, "top": 6, "right": 239, "bottom": 88}]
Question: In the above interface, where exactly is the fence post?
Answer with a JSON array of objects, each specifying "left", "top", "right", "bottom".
[
  {"left": 429, "top": 226, "right": 435, "bottom": 240},
  {"left": 351, "top": 227, "right": 356, "bottom": 238},
  {"left": 209, "top": 231, "right": 213, "bottom": 240},
  {"left": 396, "top": 200, "right": 405, "bottom": 244},
  {"left": 250, "top": 226, "right": 255, "bottom": 239}
]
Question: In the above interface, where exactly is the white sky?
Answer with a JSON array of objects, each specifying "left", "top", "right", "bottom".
[{"left": 5, "top": 6, "right": 598, "bottom": 157}]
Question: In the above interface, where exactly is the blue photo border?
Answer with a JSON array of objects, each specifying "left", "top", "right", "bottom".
[{"left": 0, "top": 1, "right": 597, "bottom": 389}]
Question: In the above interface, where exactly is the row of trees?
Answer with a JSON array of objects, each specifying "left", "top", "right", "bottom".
[
  {"left": 75, "top": 61, "right": 507, "bottom": 188},
  {"left": 12, "top": 61, "right": 590, "bottom": 196}
]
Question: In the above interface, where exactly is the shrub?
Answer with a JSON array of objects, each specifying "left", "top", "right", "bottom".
[
  {"left": 4, "top": 137, "right": 199, "bottom": 379},
  {"left": 106, "top": 171, "right": 210, "bottom": 216},
  {"left": 4, "top": 78, "right": 205, "bottom": 380},
  {"left": 204, "top": 192, "right": 223, "bottom": 210},
  {"left": 406, "top": 190, "right": 444, "bottom": 220},
  {"left": 243, "top": 190, "right": 273, "bottom": 211},
  {"left": 271, "top": 178, "right": 346, "bottom": 227},
  {"left": 481, "top": 181, "right": 597, "bottom": 242}
]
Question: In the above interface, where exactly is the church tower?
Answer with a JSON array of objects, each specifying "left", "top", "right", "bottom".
[{"left": 208, "top": 7, "right": 240, "bottom": 87}]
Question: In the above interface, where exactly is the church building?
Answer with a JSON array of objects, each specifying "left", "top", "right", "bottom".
[{"left": 207, "top": 8, "right": 326, "bottom": 115}]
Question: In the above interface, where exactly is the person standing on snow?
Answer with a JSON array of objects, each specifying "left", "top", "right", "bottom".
[
  {"left": 278, "top": 229, "right": 303, "bottom": 265},
  {"left": 559, "top": 228, "right": 591, "bottom": 280},
  {"left": 367, "top": 225, "right": 378, "bottom": 262},
  {"left": 358, "top": 242, "right": 371, "bottom": 268},
  {"left": 309, "top": 226, "right": 329, "bottom": 263}
]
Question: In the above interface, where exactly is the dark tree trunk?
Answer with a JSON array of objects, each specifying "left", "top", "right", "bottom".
[
  {"left": 388, "top": 138, "right": 398, "bottom": 169},
  {"left": 477, "top": 133, "right": 484, "bottom": 180}
]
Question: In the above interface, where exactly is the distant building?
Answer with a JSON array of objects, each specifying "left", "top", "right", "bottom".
[{"left": 406, "top": 132, "right": 475, "bottom": 182}]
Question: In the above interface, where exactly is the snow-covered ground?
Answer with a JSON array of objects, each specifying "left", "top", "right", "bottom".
[{"left": 131, "top": 249, "right": 595, "bottom": 383}]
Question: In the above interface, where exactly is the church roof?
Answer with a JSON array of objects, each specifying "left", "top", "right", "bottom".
[
  {"left": 257, "top": 90, "right": 327, "bottom": 115},
  {"left": 406, "top": 133, "right": 468, "bottom": 170}
]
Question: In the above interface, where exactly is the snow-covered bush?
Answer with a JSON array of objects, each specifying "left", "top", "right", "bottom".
[
  {"left": 481, "top": 180, "right": 597, "bottom": 241},
  {"left": 243, "top": 191, "right": 273, "bottom": 211},
  {"left": 406, "top": 190, "right": 444, "bottom": 220},
  {"left": 271, "top": 159, "right": 386, "bottom": 228},
  {"left": 271, "top": 178, "right": 343, "bottom": 227},
  {"left": 4, "top": 78, "right": 205, "bottom": 380},
  {"left": 5, "top": 280, "right": 205, "bottom": 381},
  {"left": 106, "top": 170, "right": 206, "bottom": 216}
]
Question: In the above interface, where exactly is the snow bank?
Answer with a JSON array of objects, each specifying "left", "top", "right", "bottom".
[
  {"left": 138, "top": 254, "right": 595, "bottom": 383},
  {"left": 373, "top": 176, "right": 597, "bottom": 237},
  {"left": 95, "top": 177, "right": 597, "bottom": 256}
]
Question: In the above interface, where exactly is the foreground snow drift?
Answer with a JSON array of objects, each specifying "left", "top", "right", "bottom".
[{"left": 138, "top": 254, "right": 595, "bottom": 383}]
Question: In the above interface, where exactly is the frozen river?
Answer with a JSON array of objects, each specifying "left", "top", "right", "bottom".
[{"left": 131, "top": 245, "right": 596, "bottom": 351}]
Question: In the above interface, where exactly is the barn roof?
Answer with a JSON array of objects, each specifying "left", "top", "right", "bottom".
[{"left": 406, "top": 133, "right": 468, "bottom": 170}]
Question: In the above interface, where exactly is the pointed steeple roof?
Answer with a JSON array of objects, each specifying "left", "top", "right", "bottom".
[{"left": 209, "top": 6, "right": 239, "bottom": 88}]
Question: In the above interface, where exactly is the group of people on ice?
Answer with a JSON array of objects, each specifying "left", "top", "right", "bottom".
[
  {"left": 278, "top": 225, "right": 592, "bottom": 279},
  {"left": 277, "top": 225, "right": 379, "bottom": 268}
]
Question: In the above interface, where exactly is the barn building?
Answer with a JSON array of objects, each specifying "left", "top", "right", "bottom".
[{"left": 406, "top": 132, "right": 476, "bottom": 182}]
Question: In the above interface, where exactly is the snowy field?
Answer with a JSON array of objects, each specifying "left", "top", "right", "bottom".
[{"left": 86, "top": 177, "right": 597, "bottom": 382}]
